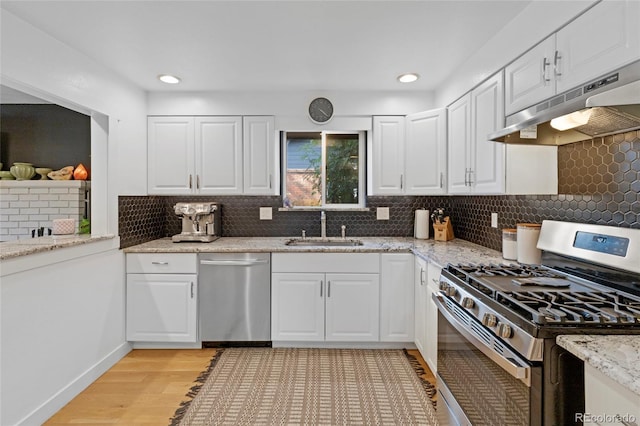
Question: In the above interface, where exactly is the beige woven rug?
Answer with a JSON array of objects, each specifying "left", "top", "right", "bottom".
[{"left": 171, "top": 348, "right": 438, "bottom": 426}]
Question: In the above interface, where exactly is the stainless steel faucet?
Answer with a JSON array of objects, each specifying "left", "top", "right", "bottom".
[{"left": 320, "top": 211, "right": 327, "bottom": 239}]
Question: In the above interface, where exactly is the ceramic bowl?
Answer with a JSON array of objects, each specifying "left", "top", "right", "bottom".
[
  {"left": 0, "top": 171, "right": 15, "bottom": 180},
  {"left": 35, "top": 167, "right": 53, "bottom": 180},
  {"left": 10, "top": 162, "right": 36, "bottom": 180}
]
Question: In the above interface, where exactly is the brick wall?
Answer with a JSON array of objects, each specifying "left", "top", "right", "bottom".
[{"left": 0, "top": 180, "right": 89, "bottom": 241}]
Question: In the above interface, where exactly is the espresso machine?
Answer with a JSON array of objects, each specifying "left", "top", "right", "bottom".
[{"left": 172, "top": 202, "right": 221, "bottom": 243}]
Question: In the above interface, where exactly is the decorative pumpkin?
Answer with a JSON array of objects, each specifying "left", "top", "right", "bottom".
[
  {"left": 73, "top": 163, "right": 88, "bottom": 180},
  {"left": 48, "top": 166, "right": 74, "bottom": 180}
]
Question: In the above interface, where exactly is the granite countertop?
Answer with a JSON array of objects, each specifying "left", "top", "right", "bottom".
[
  {"left": 557, "top": 335, "right": 640, "bottom": 396},
  {"left": 123, "top": 236, "right": 506, "bottom": 268},
  {"left": 0, "top": 235, "right": 115, "bottom": 260}
]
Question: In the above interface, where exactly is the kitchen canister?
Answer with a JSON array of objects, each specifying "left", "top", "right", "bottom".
[
  {"left": 517, "top": 223, "right": 542, "bottom": 264},
  {"left": 414, "top": 209, "right": 430, "bottom": 239},
  {"left": 52, "top": 218, "right": 76, "bottom": 235},
  {"left": 502, "top": 228, "right": 518, "bottom": 260}
]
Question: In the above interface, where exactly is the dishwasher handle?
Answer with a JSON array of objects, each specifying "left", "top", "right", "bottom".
[{"left": 200, "top": 259, "right": 269, "bottom": 267}]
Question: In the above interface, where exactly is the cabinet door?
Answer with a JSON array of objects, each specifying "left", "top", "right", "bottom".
[
  {"left": 471, "top": 72, "right": 505, "bottom": 194},
  {"left": 126, "top": 273, "right": 197, "bottom": 342},
  {"left": 447, "top": 94, "right": 472, "bottom": 194},
  {"left": 372, "top": 116, "right": 405, "bottom": 195},
  {"left": 380, "top": 253, "right": 414, "bottom": 342},
  {"left": 325, "top": 273, "right": 379, "bottom": 341},
  {"left": 405, "top": 109, "right": 447, "bottom": 195},
  {"left": 243, "top": 116, "right": 276, "bottom": 195},
  {"left": 414, "top": 256, "right": 428, "bottom": 357},
  {"left": 504, "top": 37, "right": 556, "bottom": 115},
  {"left": 271, "top": 273, "right": 325, "bottom": 341},
  {"left": 584, "top": 363, "right": 640, "bottom": 425},
  {"left": 425, "top": 262, "right": 441, "bottom": 373},
  {"left": 195, "top": 116, "right": 243, "bottom": 195},
  {"left": 556, "top": 0, "right": 640, "bottom": 94},
  {"left": 148, "top": 117, "right": 195, "bottom": 194}
]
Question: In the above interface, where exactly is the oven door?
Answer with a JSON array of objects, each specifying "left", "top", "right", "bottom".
[{"left": 433, "top": 293, "right": 542, "bottom": 426}]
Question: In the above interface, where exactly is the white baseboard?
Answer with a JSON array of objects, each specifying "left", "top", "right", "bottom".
[
  {"left": 131, "top": 341, "right": 202, "bottom": 349},
  {"left": 272, "top": 341, "right": 417, "bottom": 349},
  {"left": 16, "top": 342, "right": 132, "bottom": 426}
]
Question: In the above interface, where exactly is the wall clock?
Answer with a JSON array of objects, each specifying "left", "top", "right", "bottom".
[{"left": 308, "top": 97, "right": 334, "bottom": 124}]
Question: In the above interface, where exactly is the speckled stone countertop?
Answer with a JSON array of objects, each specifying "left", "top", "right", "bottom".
[
  {"left": 123, "top": 236, "right": 506, "bottom": 268},
  {"left": 557, "top": 335, "right": 640, "bottom": 396},
  {"left": 0, "top": 235, "right": 115, "bottom": 260}
]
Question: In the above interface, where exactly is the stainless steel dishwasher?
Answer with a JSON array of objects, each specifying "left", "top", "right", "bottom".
[{"left": 198, "top": 253, "right": 271, "bottom": 342}]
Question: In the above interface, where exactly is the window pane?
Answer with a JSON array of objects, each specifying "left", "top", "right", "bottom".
[
  {"left": 325, "top": 133, "right": 359, "bottom": 205},
  {"left": 285, "top": 132, "right": 321, "bottom": 207}
]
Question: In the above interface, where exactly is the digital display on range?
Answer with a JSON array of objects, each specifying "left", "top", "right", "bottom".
[{"left": 573, "top": 231, "right": 629, "bottom": 257}]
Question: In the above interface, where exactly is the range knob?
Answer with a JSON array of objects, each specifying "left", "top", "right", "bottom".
[
  {"left": 497, "top": 323, "right": 513, "bottom": 339},
  {"left": 445, "top": 286, "right": 457, "bottom": 297},
  {"left": 482, "top": 313, "right": 498, "bottom": 327},
  {"left": 461, "top": 297, "right": 475, "bottom": 309}
]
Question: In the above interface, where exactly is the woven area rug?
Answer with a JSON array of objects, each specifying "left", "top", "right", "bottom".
[{"left": 170, "top": 348, "right": 438, "bottom": 426}]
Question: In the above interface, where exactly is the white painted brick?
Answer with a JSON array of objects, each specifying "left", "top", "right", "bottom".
[
  {"left": 0, "top": 201, "right": 9, "bottom": 209},
  {"left": 49, "top": 201, "right": 70, "bottom": 208},
  {"left": 9, "top": 188, "right": 29, "bottom": 194},
  {"left": 9, "top": 228, "right": 26, "bottom": 235},
  {"left": 39, "top": 194, "right": 59, "bottom": 201},
  {"left": 59, "top": 207, "right": 82, "bottom": 215},
  {"left": 29, "top": 188, "right": 50, "bottom": 194},
  {"left": 1, "top": 194, "right": 19, "bottom": 201},
  {"left": 1, "top": 235, "right": 18, "bottom": 241},
  {"left": 29, "top": 215, "right": 49, "bottom": 221},
  {"left": 20, "top": 208, "right": 40, "bottom": 215},
  {"left": 0, "top": 208, "right": 19, "bottom": 215},
  {"left": 0, "top": 188, "right": 9, "bottom": 195},
  {"left": 49, "top": 188, "right": 69, "bottom": 194},
  {"left": 0, "top": 215, "right": 9, "bottom": 221},
  {"left": 19, "top": 194, "right": 39, "bottom": 201},
  {"left": 0, "top": 221, "right": 18, "bottom": 229},
  {"left": 40, "top": 208, "right": 59, "bottom": 214},
  {"left": 19, "top": 221, "right": 39, "bottom": 228},
  {"left": 29, "top": 201, "right": 50, "bottom": 208},
  {"left": 9, "top": 201, "right": 29, "bottom": 208},
  {"left": 59, "top": 194, "right": 83, "bottom": 201}
]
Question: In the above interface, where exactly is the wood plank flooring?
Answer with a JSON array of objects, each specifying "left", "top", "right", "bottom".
[{"left": 45, "top": 348, "right": 436, "bottom": 425}]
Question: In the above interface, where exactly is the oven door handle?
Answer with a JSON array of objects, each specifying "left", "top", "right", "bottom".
[{"left": 433, "top": 294, "right": 532, "bottom": 387}]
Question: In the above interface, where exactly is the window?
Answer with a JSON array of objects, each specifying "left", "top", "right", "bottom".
[{"left": 282, "top": 131, "right": 365, "bottom": 208}]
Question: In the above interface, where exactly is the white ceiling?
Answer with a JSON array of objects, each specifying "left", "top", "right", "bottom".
[{"left": 1, "top": 0, "right": 532, "bottom": 93}]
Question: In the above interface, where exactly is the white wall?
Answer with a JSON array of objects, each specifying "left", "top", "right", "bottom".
[
  {"left": 1, "top": 242, "right": 127, "bottom": 425},
  {"left": 0, "top": 10, "right": 148, "bottom": 200},
  {"left": 435, "top": 0, "right": 597, "bottom": 107}
]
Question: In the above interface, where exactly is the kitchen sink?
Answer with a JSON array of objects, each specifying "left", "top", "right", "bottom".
[{"left": 285, "top": 238, "right": 364, "bottom": 247}]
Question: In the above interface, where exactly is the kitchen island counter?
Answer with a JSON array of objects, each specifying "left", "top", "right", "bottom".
[
  {"left": 557, "top": 335, "right": 640, "bottom": 397},
  {"left": 123, "top": 236, "right": 505, "bottom": 267}
]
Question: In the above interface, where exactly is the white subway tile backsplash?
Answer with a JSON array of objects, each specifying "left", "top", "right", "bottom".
[{"left": 0, "top": 181, "right": 87, "bottom": 240}]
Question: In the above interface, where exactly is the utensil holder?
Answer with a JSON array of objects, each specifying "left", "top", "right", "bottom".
[{"left": 433, "top": 216, "right": 455, "bottom": 241}]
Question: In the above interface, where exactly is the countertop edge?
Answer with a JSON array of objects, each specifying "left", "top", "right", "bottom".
[
  {"left": 557, "top": 335, "right": 640, "bottom": 396},
  {"left": 0, "top": 234, "right": 117, "bottom": 261}
]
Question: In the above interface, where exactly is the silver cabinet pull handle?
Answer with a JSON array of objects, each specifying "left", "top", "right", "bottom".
[
  {"left": 190, "top": 282, "right": 194, "bottom": 298},
  {"left": 554, "top": 50, "right": 562, "bottom": 77},
  {"left": 420, "top": 268, "right": 426, "bottom": 285},
  {"left": 440, "top": 172, "right": 444, "bottom": 188},
  {"left": 151, "top": 261, "right": 169, "bottom": 265},
  {"left": 320, "top": 280, "right": 323, "bottom": 297},
  {"left": 400, "top": 174, "right": 404, "bottom": 190},
  {"left": 542, "top": 57, "right": 551, "bottom": 83},
  {"left": 196, "top": 175, "right": 200, "bottom": 189},
  {"left": 269, "top": 174, "right": 272, "bottom": 189},
  {"left": 328, "top": 281, "right": 331, "bottom": 297},
  {"left": 467, "top": 169, "right": 474, "bottom": 186},
  {"left": 464, "top": 168, "right": 469, "bottom": 186},
  {"left": 432, "top": 278, "right": 439, "bottom": 285},
  {"left": 189, "top": 174, "right": 193, "bottom": 189}
]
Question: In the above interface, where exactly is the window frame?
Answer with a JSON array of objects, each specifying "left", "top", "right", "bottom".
[{"left": 282, "top": 130, "right": 366, "bottom": 209}]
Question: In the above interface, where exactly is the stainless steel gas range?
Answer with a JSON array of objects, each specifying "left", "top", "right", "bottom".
[{"left": 434, "top": 220, "right": 640, "bottom": 426}]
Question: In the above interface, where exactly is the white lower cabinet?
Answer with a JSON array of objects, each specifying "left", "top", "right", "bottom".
[
  {"left": 425, "top": 262, "right": 441, "bottom": 373},
  {"left": 380, "top": 253, "right": 414, "bottom": 342},
  {"left": 271, "top": 253, "right": 380, "bottom": 342},
  {"left": 126, "top": 253, "right": 198, "bottom": 342},
  {"left": 584, "top": 363, "right": 640, "bottom": 426},
  {"left": 414, "top": 256, "right": 428, "bottom": 357}
]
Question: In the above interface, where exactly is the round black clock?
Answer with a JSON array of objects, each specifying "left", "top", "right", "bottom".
[{"left": 308, "top": 97, "right": 334, "bottom": 124}]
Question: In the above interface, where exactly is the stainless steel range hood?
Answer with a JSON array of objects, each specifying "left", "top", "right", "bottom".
[{"left": 490, "top": 60, "right": 640, "bottom": 146}]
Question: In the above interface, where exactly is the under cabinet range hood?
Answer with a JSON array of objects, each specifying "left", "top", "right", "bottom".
[{"left": 490, "top": 60, "right": 640, "bottom": 146}]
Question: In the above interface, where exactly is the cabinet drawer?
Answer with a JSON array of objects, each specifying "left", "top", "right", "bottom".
[
  {"left": 272, "top": 253, "right": 379, "bottom": 273},
  {"left": 126, "top": 253, "right": 197, "bottom": 274}
]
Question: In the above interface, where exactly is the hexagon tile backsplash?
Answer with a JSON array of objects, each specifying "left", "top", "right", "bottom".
[{"left": 119, "top": 130, "right": 639, "bottom": 250}]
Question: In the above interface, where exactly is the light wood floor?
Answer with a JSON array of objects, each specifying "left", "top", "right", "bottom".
[{"left": 46, "top": 348, "right": 436, "bottom": 425}]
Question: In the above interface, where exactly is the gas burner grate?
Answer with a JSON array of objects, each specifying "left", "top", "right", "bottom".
[
  {"left": 496, "top": 291, "right": 640, "bottom": 325},
  {"left": 453, "top": 263, "right": 562, "bottom": 278}
]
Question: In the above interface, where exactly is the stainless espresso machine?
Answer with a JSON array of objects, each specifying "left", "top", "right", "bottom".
[{"left": 172, "top": 202, "right": 221, "bottom": 242}]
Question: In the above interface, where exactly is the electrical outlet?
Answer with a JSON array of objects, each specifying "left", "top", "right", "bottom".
[
  {"left": 259, "top": 207, "right": 273, "bottom": 220},
  {"left": 491, "top": 212, "right": 498, "bottom": 228},
  {"left": 377, "top": 207, "right": 390, "bottom": 220}
]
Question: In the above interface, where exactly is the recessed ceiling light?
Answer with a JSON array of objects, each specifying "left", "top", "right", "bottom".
[
  {"left": 397, "top": 73, "right": 419, "bottom": 83},
  {"left": 158, "top": 74, "right": 181, "bottom": 84}
]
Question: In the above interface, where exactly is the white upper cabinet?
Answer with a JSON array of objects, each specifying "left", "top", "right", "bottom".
[
  {"left": 405, "top": 109, "right": 447, "bottom": 195},
  {"left": 148, "top": 117, "right": 195, "bottom": 195},
  {"left": 372, "top": 116, "right": 405, "bottom": 194},
  {"left": 448, "top": 72, "right": 505, "bottom": 194},
  {"left": 148, "top": 115, "right": 277, "bottom": 195},
  {"left": 195, "top": 116, "right": 243, "bottom": 195},
  {"left": 372, "top": 110, "right": 447, "bottom": 196},
  {"left": 505, "top": 0, "right": 640, "bottom": 116},
  {"left": 243, "top": 116, "right": 277, "bottom": 195}
]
